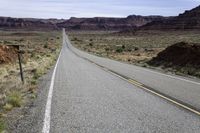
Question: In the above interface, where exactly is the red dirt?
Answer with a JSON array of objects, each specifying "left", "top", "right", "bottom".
[
  {"left": 0, "top": 45, "right": 18, "bottom": 64},
  {"left": 149, "top": 42, "right": 200, "bottom": 68}
]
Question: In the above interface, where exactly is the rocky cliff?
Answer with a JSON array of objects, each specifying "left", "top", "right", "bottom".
[
  {"left": 57, "top": 15, "right": 165, "bottom": 31},
  {"left": 141, "top": 5, "right": 200, "bottom": 30},
  {"left": 0, "top": 17, "right": 65, "bottom": 30}
]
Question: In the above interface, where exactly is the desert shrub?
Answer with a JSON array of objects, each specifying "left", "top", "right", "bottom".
[
  {"left": 136, "top": 53, "right": 141, "bottom": 56},
  {"left": 0, "top": 119, "right": 6, "bottom": 132},
  {"left": 116, "top": 48, "right": 123, "bottom": 53},
  {"left": 3, "top": 103, "right": 13, "bottom": 111},
  {"left": 73, "top": 37, "right": 78, "bottom": 41},
  {"left": 105, "top": 48, "right": 110, "bottom": 51},
  {"left": 33, "top": 68, "right": 44, "bottom": 79},
  {"left": 134, "top": 47, "right": 139, "bottom": 51},
  {"left": 122, "top": 45, "right": 125, "bottom": 49},
  {"left": 89, "top": 43, "right": 93, "bottom": 47},
  {"left": 186, "top": 68, "right": 197, "bottom": 76},
  {"left": 3, "top": 40, "right": 12, "bottom": 44},
  {"left": 43, "top": 44, "right": 48, "bottom": 48},
  {"left": 31, "top": 79, "right": 37, "bottom": 85},
  {"left": 6, "top": 91, "right": 23, "bottom": 107},
  {"left": 127, "top": 48, "right": 132, "bottom": 52}
]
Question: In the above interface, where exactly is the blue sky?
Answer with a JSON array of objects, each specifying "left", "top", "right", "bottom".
[{"left": 0, "top": 0, "right": 199, "bottom": 19}]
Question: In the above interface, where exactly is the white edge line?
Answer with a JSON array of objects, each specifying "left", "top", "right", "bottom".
[
  {"left": 99, "top": 64, "right": 200, "bottom": 116},
  {"left": 139, "top": 67, "right": 200, "bottom": 85},
  {"left": 42, "top": 47, "right": 62, "bottom": 133}
]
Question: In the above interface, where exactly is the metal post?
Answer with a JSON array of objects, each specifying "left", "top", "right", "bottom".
[{"left": 17, "top": 46, "right": 24, "bottom": 84}]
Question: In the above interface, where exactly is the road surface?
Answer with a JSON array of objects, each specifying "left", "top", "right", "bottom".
[{"left": 15, "top": 30, "right": 200, "bottom": 133}]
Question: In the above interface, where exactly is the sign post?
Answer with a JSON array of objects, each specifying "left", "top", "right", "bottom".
[
  {"left": 17, "top": 46, "right": 24, "bottom": 84},
  {"left": 11, "top": 44, "right": 25, "bottom": 84}
]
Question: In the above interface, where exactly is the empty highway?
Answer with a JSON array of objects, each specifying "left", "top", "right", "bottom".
[{"left": 15, "top": 30, "right": 200, "bottom": 133}]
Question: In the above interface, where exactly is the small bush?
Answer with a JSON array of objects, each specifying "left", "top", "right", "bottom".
[
  {"left": 31, "top": 79, "right": 37, "bottom": 85},
  {"left": 142, "top": 64, "right": 148, "bottom": 68},
  {"left": 116, "top": 48, "right": 123, "bottom": 53},
  {"left": 6, "top": 91, "right": 23, "bottom": 107},
  {"left": 105, "top": 48, "right": 110, "bottom": 51},
  {"left": 122, "top": 45, "right": 125, "bottom": 49},
  {"left": 136, "top": 53, "right": 141, "bottom": 56},
  {"left": 33, "top": 69, "right": 43, "bottom": 79},
  {"left": 0, "top": 119, "right": 6, "bottom": 132},
  {"left": 3, "top": 103, "right": 13, "bottom": 111},
  {"left": 73, "top": 37, "right": 78, "bottom": 41},
  {"left": 134, "top": 47, "right": 139, "bottom": 51},
  {"left": 43, "top": 44, "right": 48, "bottom": 48},
  {"left": 127, "top": 48, "right": 132, "bottom": 52},
  {"left": 89, "top": 43, "right": 93, "bottom": 47}
]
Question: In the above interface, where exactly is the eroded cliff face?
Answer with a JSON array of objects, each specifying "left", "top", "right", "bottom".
[
  {"left": 0, "top": 15, "right": 164, "bottom": 31},
  {"left": 0, "top": 17, "right": 63, "bottom": 30},
  {"left": 0, "top": 5, "right": 199, "bottom": 31},
  {"left": 141, "top": 5, "right": 200, "bottom": 30},
  {"left": 57, "top": 16, "right": 165, "bottom": 31}
]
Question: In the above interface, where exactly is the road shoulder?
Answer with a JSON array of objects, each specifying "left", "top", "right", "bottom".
[{"left": 9, "top": 69, "right": 53, "bottom": 133}]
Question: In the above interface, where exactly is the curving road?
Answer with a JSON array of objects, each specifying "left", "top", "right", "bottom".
[
  {"left": 15, "top": 30, "right": 200, "bottom": 133},
  {"left": 47, "top": 30, "right": 200, "bottom": 132}
]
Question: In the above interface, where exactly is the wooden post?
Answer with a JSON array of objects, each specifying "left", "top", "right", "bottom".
[{"left": 17, "top": 46, "right": 24, "bottom": 84}]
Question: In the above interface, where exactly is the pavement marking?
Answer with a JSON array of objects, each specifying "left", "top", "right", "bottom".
[
  {"left": 128, "top": 79, "right": 143, "bottom": 86},
  {"left": 105, "top": 68, "right": 200, "bottom": 116},
  {"left": 134, "top": 66, "right": 200, "bottom": 85},
  {"left": 42, "top": 47, "right": 62, "bottom": 133},
  {"left": 137, "top": 85, "right": 200, "bottom": 116},
  {"left": 77, "top": 53, "right": 200, "bottom": 117},
  {"left": 64, "top": 33, "right": 200, "bottom": 117}
]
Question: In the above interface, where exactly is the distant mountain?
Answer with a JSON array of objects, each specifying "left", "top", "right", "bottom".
[
  {"left": 0, "top": 17, "right": 65, "bottom": 30},
  {"left": 0, "top": 15, "right": 165, "bottom": 31},
  {"left": 141, "top": 5, "right": 200, "bottom": 30},
  {"left": 2, "top": 4, "right": 199, "bottom": 32},
  {"left": 57, "top": 16, "right": 165, "bottom": 31}
]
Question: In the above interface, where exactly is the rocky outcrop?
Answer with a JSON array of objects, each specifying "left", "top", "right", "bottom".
[
  {"left": 57, "top": 16, "right": 165, "bottom": 31},
  {"left": 141, "top": 5, "right": 200, "bottom": 30},
  {"left": 148, "top": 42, "right": 200, "bottom": 67},
  {"left": 0, "top": 15, "right": 164, "bottom": 31},
  {"left": 0, "top": 17, "right": 64, "bottom": 30}
]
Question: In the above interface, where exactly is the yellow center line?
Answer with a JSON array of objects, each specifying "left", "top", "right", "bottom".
[
  {"left": 128, "top": 79, "right": 143, "bottom": 86},
  {"left": 104, "top": 68, "right": 200, "bottom": 116},
  {"left": 84, "top": 55, "right": 200, "bottom": 116},
  {"left": 138, "top": 85, "right": 200, "bottom": 116}
]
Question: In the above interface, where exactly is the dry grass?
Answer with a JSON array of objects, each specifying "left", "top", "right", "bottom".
[
  {"left": 0, "top": 30, "right": 62, "bottom": 131},
  {"left": 69, "top": 30, "right": 200, "bottom": 78},
  {"left": 0, "top": 118, "right": 6, "bottom": 132}
]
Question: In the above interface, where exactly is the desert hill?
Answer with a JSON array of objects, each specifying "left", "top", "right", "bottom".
[
  {"left": 0, "top": 17, "right": 65, "bottom": 30},
  {"left": 141, "top": 5, "right": 200, "bottom": 30},
  {"left": 57, "top": 15, "right": 165, "bottom": 31}
]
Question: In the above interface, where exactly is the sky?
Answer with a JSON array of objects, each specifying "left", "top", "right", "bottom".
[{"left": 0, "top": 0, "right": 199, "bottom": 19}]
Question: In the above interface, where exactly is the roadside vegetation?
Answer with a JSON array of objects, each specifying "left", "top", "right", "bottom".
[
  {"left": 0, "top": 31, "right": 61, "bottom": 132},
  {"left": 69, "top": 30, "right": 200, "bottom": 78}
]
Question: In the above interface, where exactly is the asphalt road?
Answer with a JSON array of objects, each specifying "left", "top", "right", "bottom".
[
  {"left": 49, "top": 31, "right": 200, "bottom": 132},
  {"left": 15, "top": 30, "right": 200, "bottom": 133},
  {"left": 68, "top": 33, "right": 200, "bottom": 112}
]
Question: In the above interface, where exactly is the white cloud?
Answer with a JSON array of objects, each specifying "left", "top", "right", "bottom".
[{"left": 0, "top": 0, "right": 199, "bottom": 18}]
